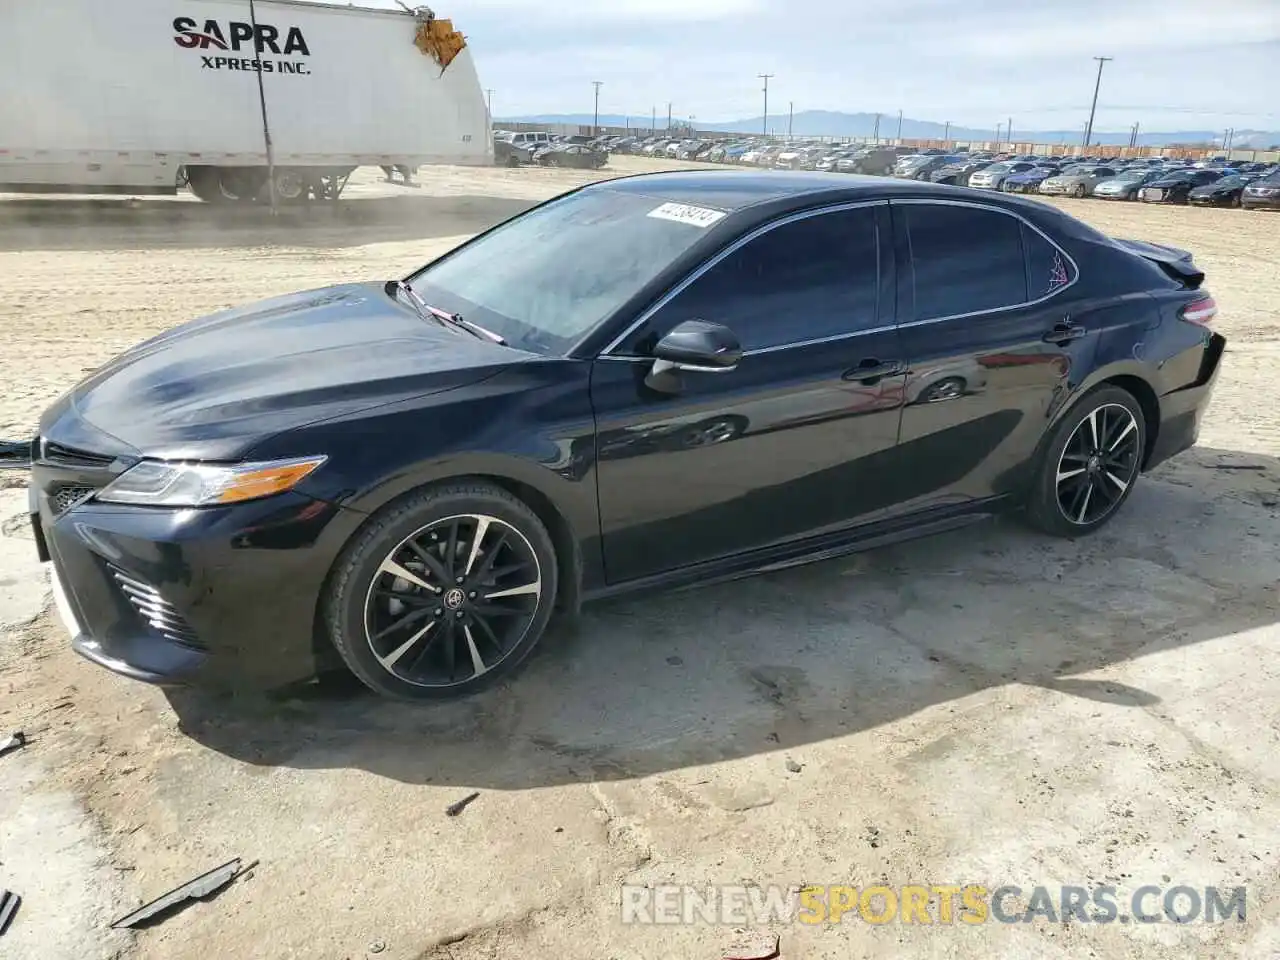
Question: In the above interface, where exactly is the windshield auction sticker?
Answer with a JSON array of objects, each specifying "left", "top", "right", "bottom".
[{"left": 647, "top": 202, "right": 727, "bottom": 228}]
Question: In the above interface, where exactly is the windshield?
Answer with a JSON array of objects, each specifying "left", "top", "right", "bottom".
[
  {"left": 985, "top": 162, "right": 1016, "bottom": 172},
  {"left": 1211, "top": 175, "right": 1250, "bottom": 188},
  {"left": 406, "top": 188, "right": 719, "bottom": 355}
]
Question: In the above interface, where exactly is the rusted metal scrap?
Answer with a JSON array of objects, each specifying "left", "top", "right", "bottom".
[
  {"left": 412, "top": 8, "right": 467, "bottom": 73},
  {"left": 110, "top": 858, "right": 255, "bottom": 929}
]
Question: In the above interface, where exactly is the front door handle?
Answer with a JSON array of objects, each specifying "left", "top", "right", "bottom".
[
  {"left": 1042, "top": 322, "right": 1087, "bottom": 344},
  {"left": 844, "top": 358, "right": 904, "bottom": 383}
]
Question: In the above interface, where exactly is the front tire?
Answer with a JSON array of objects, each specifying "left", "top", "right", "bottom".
[
  {"left": 323, "top": 482, "right": 559, "bottom": 700},
  {"left": 1023, "top": 386, "right": 1146, "bottom": 538},
  {"left": 1073, "top": 183, "right": 1087, "bottom": 198}
]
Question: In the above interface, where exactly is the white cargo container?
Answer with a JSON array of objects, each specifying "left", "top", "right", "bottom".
[{"left": 0, "top": 0, "right": 491, "bottom": 200}]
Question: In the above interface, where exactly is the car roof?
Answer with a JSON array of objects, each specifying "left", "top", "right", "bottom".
[{"left": 594, "top": 169, "right": 961, "bottom": 213}]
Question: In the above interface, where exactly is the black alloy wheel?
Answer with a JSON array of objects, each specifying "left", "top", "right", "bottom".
[
  {"left": 1053, "top": 403, "right": 1141, "bottom": 526},
  {"left": 1024, "top": 386, "right": 1146, "bottom": 537},
  {"left": 364, "top": 514, "right": 541, "bottom": 687},
  {"left": 325, "top": 483, "right": 557, "bottom": 699}
]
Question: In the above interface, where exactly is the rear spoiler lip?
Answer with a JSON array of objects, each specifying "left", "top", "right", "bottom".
[{"left": 1113, "top": 237, "right": 1205, "bottom": 290}]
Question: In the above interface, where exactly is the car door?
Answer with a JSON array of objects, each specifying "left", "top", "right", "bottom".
[
  {"left": 590, "top": 202, "right": 906, "bottom": 585},
  {"left": 884, "top": 199, "right": 1095, "bottom": 517}
]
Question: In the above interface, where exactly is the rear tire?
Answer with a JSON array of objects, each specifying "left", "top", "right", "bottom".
[
  {"left": 323, "top": 482, "right": 559, "bottom": 700},
  {"left": 185, "top": 165, "right": 230, "bottom": 204},
  {"left": 1023, "top": 385, "right": 1146, "bottom": 538}
]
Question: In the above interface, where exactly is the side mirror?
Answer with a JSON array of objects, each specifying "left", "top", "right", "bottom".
[{"left": 650, "top": 320, "right": 743, "bottom": 376}]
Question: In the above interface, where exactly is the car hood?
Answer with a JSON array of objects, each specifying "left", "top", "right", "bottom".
[
  {"left": 40, "top": 282, "right": 517, "bottom": 462},
  {"left": 1189, "top": 183, "right": 1232, "bottom": 196}
]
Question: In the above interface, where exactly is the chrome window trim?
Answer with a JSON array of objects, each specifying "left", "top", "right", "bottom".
[
  {"left": 598, "top": 199, "right": 889, "bottom": 357},
  {"left": 596, "top": 194, "right": 1081, "bottom": 359},
  {"left": 891, "top": 197, "right": 1081, "bottom": 329},
  {"left": 594, "top": 322, "right": 899, "bottom": 363}
]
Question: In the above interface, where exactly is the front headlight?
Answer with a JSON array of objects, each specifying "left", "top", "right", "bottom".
[{"left": 97, "top": 455, "right": 327, "bottom": 507}]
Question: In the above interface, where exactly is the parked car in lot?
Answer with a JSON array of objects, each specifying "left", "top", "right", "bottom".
[
  {"left": 894, "top": 154, "right": 963, "bottom": 181},
  {"left": 999, "top": 165, "right": 1060, "bottom": 194},
  {"left": 1093, "top": 169, "right": 1166, "bottom": 201},
  {"left": 1241, "top": 170, "right": 1280, "bottom": 209},
  {"left": 1139, "top": 169, "right": 1224, "bottom": 204},
  {"left": 836, "top": 148, "right": 899, "bottom": 176},
  {"left": 930, "top": 159, "right": 992, "bottom": 186},
  {"left": 1038, "top": 165, "right": 1119, "bottom": 198},
  {"left": 967, "top": 161, "right": 1036, "bottom": 190},
  {"left": 1188, "top": 172, "right": 1260, "bottom": 207},
  {"left": 28, "top": 171, "right": 1225, "bottom": 700},
  {"left": 535, "top": 144, "right": 608, "bottom": 169}
]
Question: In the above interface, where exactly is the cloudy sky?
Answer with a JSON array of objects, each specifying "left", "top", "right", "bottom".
[{"left": 348, "top": 0, "right": 1277, "bottom": 131}]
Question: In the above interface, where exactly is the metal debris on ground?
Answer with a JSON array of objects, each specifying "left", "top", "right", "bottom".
[
  {"left": 723, "top": 930, "right": 780, "bottom": 960},
  {"left": 110, "top": 857, "right": 254, "bottom": 929},
  {"left": 784, "top": 758, "right": 802, "bottom": 773},
  {"left": 0, "top": 890, "right": 21, "bottom": 937},
  {"left": 0, "top": 732, "right": 25, "bottom": 758},
  {"left": 445, "top": 791, "right": 480, "bottom": 817}
]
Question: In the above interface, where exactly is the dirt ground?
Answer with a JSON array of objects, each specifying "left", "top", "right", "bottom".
[{"left": 1, "top": 155, "right": 1278, "bottom": 959}]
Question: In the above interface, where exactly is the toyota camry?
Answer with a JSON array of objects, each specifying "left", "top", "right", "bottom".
[{"left": 26, "top": 171, "right": 1225, "bottom": 701}]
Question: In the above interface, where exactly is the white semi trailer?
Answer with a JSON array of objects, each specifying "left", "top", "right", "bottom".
[{"left": 0, "top": 0, "right": 491, "bottom": 201}]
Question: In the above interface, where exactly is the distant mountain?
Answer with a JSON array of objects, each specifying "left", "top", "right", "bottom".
[{"left": 497, "top": 111, "right": 1280, "bottom": 149}]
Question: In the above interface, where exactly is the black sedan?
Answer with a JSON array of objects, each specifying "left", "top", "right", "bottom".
[
  {"left": 1241, "top": 171, "right": 1280, "bottom": 210},
  {"left": 535, "top": 144, "right": 608, "bottom": 169},
  {"left": 929, "top": 159, "right": 991, "bottom": 186},
  {"left": 1138, "top": 169, "right": 1224, "bottom": 204},
  {"left": 1188, "top": 173, "right": 1259, "bottom": 207},
  {"left": 27, "top": 172, "right": 1225, "bottom": 700}
]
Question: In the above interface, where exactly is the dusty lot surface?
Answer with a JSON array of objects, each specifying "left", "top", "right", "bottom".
[{"left": 1, "top": 155, "right": 1279, "bottom": 959}]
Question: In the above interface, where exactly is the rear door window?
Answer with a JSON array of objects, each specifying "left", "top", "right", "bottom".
[{"left": 902, "top": 203, "right": 1028, "bottom": 320}]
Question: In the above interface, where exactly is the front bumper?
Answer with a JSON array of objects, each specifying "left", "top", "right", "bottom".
[
  {"left": 31, "top": 477, "right": 364, "bottom": 690},
  {"left": 1242, "top": 194, "right": 1280, "bottom": 209}
]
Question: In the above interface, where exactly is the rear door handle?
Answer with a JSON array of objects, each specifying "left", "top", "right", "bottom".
[
  {"left": 844, "top": 358, "right": 904, "bottom": 383},
  {"left": 1043, "top": 322, "right": 1087, "bottom": 344}
]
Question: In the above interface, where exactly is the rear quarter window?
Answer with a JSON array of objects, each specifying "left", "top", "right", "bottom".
[{"left": 1021, "top": 224, "right": 1078, "bottom": 299}]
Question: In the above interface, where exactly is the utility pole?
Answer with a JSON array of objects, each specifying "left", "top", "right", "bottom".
[
  {"left": 1083, "top": 56, "right": 1112, "bottom": 149},
  {"left": 1129, "top": 122, "right": 1139, "bottom": 148},
  {"left": 995, "top": 122, "right": 1001, "bottom": 146},
  {"left": 788, "top": 101, "right": 794, "bottom": 138},
  {"left": 651, "top": 106, "right": 656, "bottom": 135},
  {"left": 1007, "top": 117, "right": 1013, "bottom": 144},
  {"left": 896, "top": 109, "right": 903, "bottom": 141},
  {"left": 667, "top": 102, "right": 672, "bottom": 133},
  {"left": 943, "top": 120, "right": 950, "bottom": 141},
  {"left": 485, "top": 88, "right": 494, "bottom": 119},
  {"left": 872, "top": 113, "right": 881, "bottom": 143},
  {"left": 592, "top": 81, "right": 602, "bottom": 136},
  {"left": 1225, "top": 128, "right": 1235, "bottom": 153},
  {"left": 758, "top": 74, "right": 773, "bottom": 136},
  {"left": 246, "top": 0, "right": 277, "bottom": 213}
]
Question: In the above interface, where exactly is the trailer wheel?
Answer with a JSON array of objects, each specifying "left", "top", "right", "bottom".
[
  {"left": 271, "top": 169, "right": 309, "bottom": 203},
  {"left": 186, "top": 165, "right": 229, "bottom": 203},
  {"left": 219, "top": 168, "right": 268, "bottom": 203}
]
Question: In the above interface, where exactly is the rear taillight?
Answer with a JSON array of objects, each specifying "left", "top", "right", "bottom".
[{"left": 1180, "top": 295, "right": 1217, "bottom": 327}]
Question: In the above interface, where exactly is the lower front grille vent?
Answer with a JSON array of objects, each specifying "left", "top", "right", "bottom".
[{"left": 109, "top": 566, "right": 205, "bottom": 650}]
